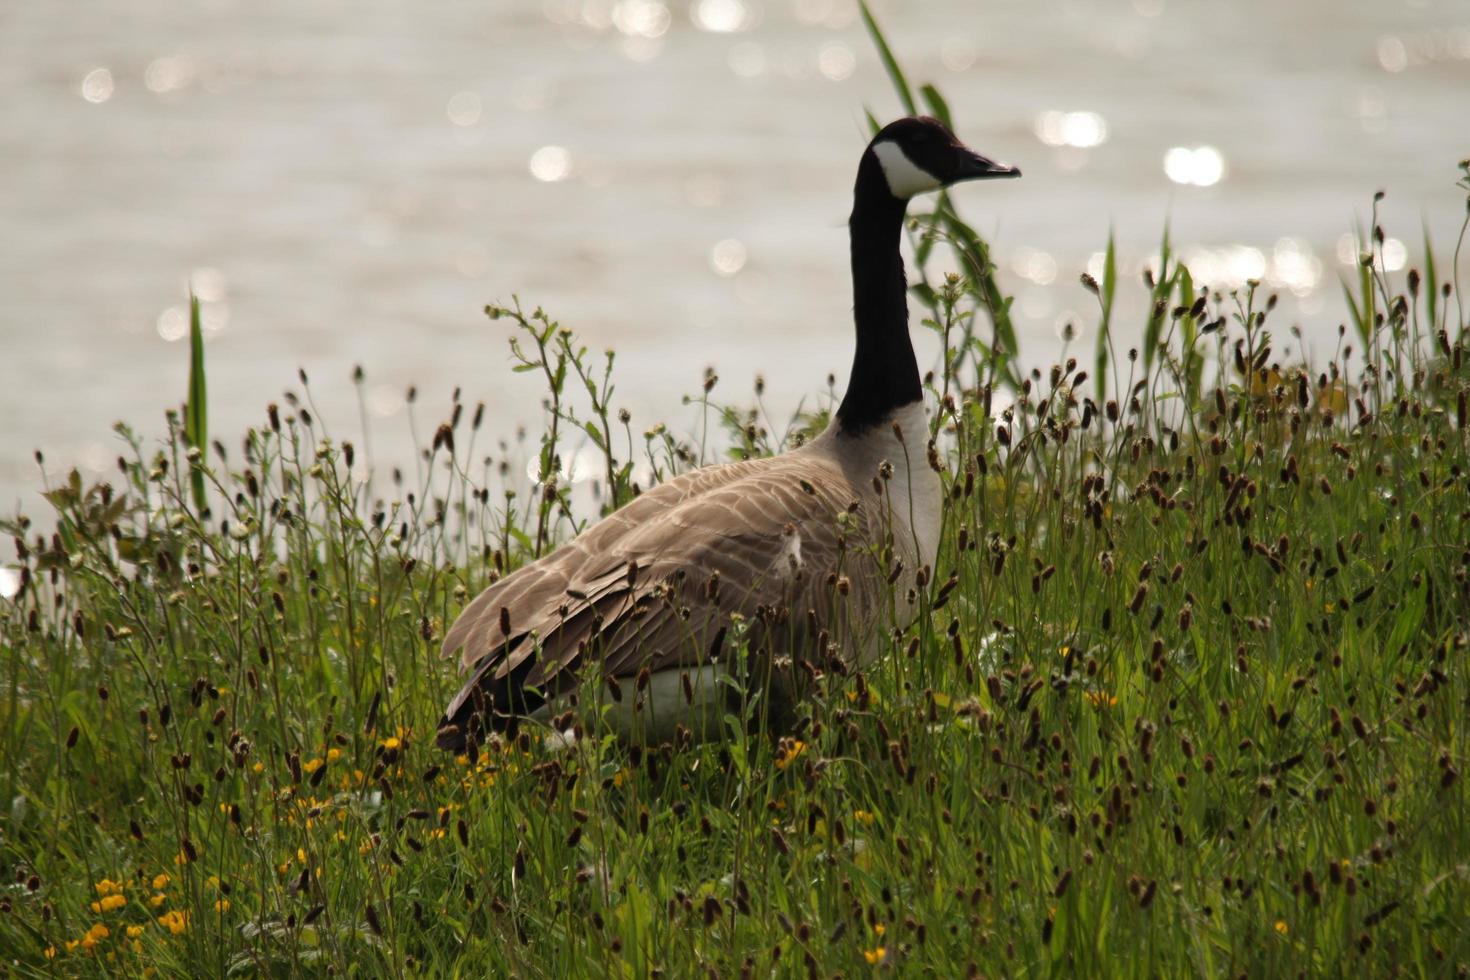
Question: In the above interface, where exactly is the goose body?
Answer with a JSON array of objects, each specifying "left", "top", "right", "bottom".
[{"left": 437, "top": 117, "right": 1018, "bottom": 751}]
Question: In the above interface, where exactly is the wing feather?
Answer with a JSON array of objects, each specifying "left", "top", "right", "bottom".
[{"left": 438, "top": 452, "right": 876, "bottom": 742}]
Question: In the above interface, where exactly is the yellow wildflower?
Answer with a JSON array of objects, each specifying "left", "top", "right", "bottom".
[
  {"left": 853, "top": 810, "right": 875, "bottom": 827},
  {"left": 157, "top": 910, "right": 189, "bottom": 935},
  {"left": 151, "top": 873, "right": 169, "bottom": 891},
  {"left": 327, "top": 747, "right": 342, "bottom": 762},
  {"left": 97, "top": 894, "right": 126, "bottom": 913},
  {"left": 94, "top": 879, "right": 123, "bottom": 896},
  {"left": 381, "top": 736, "right": 401, "bottom": 750},
  {"left": 252, "top": 762, "right": 265, "bottom": 774},
  {"left": 862, "top": 946, "right": 887, "bottom": 965},
  {"left": 44, "top": 946, "right": 57, "bottom": 959},
  {"left": 302, "top": 757, "right": 324, "bottom": 773},
  {"left": 126, "top": 925, "right": 145, "bottom": 939},
  {"left": 1085, "top": 691, "right": 1118, "bottom": 708},
  {"left": 150, "top": 893, "right": 167, "bottom": 907},
  {"left": 1274, "top": 920, "right": 1288, "bottom": 935},
  {"left": 774, "top": 739, "right": 806, "bottom": 770},
  {"left": 214, "top": 899, "right": 231, "bottom": 914},
  {"left": 873, "top": 922, "right": 886, "bottom": 937}
]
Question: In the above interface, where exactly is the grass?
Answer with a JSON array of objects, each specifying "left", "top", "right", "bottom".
[{"left": 3, "top": 19, "right": 1470, "bottom": 976}]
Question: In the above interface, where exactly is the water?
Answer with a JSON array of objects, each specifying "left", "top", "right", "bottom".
[{"left": 2, "top": 0, "right": 1467, "bottom": 518}]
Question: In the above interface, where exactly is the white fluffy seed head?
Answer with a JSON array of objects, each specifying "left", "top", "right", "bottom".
[{"left": 871, "top": 140, "right": 942, "bottom": 199}]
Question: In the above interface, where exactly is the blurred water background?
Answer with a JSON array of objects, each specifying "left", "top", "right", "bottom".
[{"left": 2, "top": 0, "right": 1468, "bottom": 520}]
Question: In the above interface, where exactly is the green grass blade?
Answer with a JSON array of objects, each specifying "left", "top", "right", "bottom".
[
  {"left": 185, "top": 292, "right": 208, "bottom": 513},
  {"left": 863, "top": 107, "right": 883, "bottom": 137},
  {"left": 1095, "top": 231, "right": 1117, "bottom": 403},
  {"left": 1423, "top": 227, "right": 1439, "bottom": 332},
  {"left": 920, "top": 83, "right": 953, "bottom": 129},
  {"left": 858, "top": 0, "right": 916, "bottom": 115}
]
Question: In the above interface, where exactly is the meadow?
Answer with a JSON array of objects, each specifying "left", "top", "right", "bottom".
[{"left": 3, "top": 21, "right": 1470, "bottom": 975}]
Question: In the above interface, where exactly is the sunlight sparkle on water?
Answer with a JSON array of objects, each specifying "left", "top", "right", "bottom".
[
  {"left": 817, "top": 42, "right": 855, "bottom": 81},
  {"left": 529, "top": 145, "right": 573, "bottom": 182},
  {"left": 1377, "top": 36, "right": 1408, "bottom": 72},
  {"left": 1010, "top": 246, "right": 1057, "bottom": 285},
  {"left": 145, "top": 56, "right": 193, "bottom": 94},
  {"left": 1334, "top": 233, "right": 1405, "bottom": 271},
  {"left": 1381, "top": 238, "right": 1407, "bottom": 271},
  {"left": 940, "top": 38, "right": 977, "bottom": 72},
  {"left": 710, "top": 239, "right": 747, "bottom": 277},
  {"left": 692, "top": 0, "right": 751, "bottom": 33},
  {"left": 1268, "top": 238, "right": 1322, "bottom": 294},
  {"left": 81, "top": 68, "right": 114, "bottom": 104},
  {"left": 447, "top": 91, "right": 482, "bottom": 127},
  {"left": 612, "top": 0, "right": 670, "bottom": 37},
  {"left": 191, "top": 267, "right": 227, "bottom": 303},
  {"left": 1179, "top": 244, "right": 1266, "bottom": 289},
  {"left": 1034, "top": 111, "right": 1108, "bottom": 149},
  {"left": 157, "top": 306, "right": 187, "bottom": 342},
  {"left": 1163, "top": 145, "right": 1225, "bottom": 187}
]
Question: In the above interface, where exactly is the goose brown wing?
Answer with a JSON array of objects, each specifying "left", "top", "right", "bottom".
[
  {"left": 438, "top": 454, "right": 868, "bottom": 738},
  {"left": 439, "top": 456, "right": 775, "bottom": 673}
]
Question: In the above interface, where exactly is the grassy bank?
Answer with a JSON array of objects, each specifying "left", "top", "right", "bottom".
[{"left": 4, "top": 27, "right": 1470, "bottom": 978}]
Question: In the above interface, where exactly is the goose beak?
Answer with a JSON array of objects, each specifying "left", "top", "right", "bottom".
[{"left": 951, "top": 150, "right": 1021, "bottom": 183}]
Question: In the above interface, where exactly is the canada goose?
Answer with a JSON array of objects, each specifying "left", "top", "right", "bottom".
[{"left": 437, "top": 116, "right": 1019, "bottom": 752}]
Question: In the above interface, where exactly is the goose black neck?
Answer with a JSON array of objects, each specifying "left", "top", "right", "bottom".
[{"left": 835, "top": 150, "right": 920, "bottom": 435}]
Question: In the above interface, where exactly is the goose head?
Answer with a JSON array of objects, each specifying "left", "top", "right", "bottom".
[{"left": 866, "top": 115, "right": 1020, "bottom": 200}]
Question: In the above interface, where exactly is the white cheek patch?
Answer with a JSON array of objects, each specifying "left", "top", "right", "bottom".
[{"left": 872, "top": 140, "right": 942, "bottom": 199}]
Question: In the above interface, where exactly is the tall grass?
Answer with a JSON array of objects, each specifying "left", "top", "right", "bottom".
[{"left": 2, "top": 17, "right": 1469, "bottom": 975}]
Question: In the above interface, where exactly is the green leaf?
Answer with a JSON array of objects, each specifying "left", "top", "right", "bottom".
[
  {"left": 1094, "top": 231, "right": 1117, "bottom": 404},
  {"left": 185, "top": 292, "right": 208, "bottom": 514},
  {"left": 862, "top": 106, "right": 883, "bottom": 136},
  {"left": 858, "top": 0, "right": 916, "bottom": 115},
  {"left": 1423, "top": 227, "right": 1439, "bottom": 332},
  {"left": 919, "top": 83, "right": 953, "bottom": 129}
]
